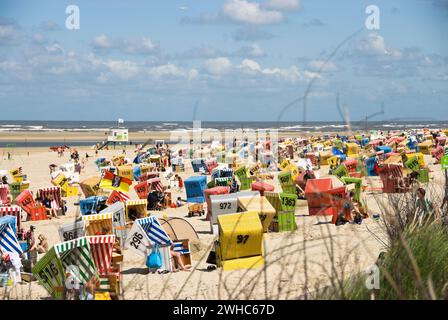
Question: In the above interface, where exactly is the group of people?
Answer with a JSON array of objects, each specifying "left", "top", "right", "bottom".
[
  {"left": 35, "top": 194, "right": 60, "bottom": 219},
  {"left": 334, "top": 190, "right": 369, "bottom": 226}
]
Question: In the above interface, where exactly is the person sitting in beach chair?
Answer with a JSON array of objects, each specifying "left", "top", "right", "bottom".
[
  {"left": 147, "top": 190, "right": 164, "bottom": 211},
  {"left": 127, "top": 207, "right": 144, "bottom": 222},
  {"left": 170, "top": 244, "right": 192, "bottom": 272},
  {"left": 42, "top": 194, "right": 60, "bottom": 219}
]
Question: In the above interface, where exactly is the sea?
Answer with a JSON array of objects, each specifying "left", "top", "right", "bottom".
[{"left": 1, "top": 120, "right": 447, "bottom": 148}]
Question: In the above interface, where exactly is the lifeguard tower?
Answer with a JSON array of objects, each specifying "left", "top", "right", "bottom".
[{"left": 96, "top": 119, "right": 129, "bottom": 150}]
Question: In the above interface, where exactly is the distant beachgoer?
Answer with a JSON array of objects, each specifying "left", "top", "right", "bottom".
[
  {"left": 49, "top": 164, "right": 57, "bottom": 174},
  {"left": 177, "top": 176, "right": 184, "bottom": 189},
  {"left": 75, "top": 161, "right": 82, "bottom": 174}
]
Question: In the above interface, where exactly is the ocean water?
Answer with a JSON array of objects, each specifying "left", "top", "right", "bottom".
[
  {"left": 0, "top": 120, "right": 447, "bottom": 148},
  {"left": 1, "top": 120, "right": 447, "bottom": 132}
]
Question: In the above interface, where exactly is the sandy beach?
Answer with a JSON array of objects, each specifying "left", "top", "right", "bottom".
[
  {"left": 0, "top": 128, "right": 445, "bottom": 300},
  {"left": 0, "top": 132, "right": 440, "bottom": 300}
]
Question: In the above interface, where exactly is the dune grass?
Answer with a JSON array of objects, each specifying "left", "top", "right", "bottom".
[{"left": 336, "top": 223, "right": 448, "bottom": 300}]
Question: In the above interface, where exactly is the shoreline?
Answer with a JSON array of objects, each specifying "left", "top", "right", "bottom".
[{"left": 0, "top": 130, "right": 333, "bottom": 148}]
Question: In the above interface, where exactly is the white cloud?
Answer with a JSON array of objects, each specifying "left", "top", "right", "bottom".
[
  {"left": 106, "top": 60, "right": 140, "bottom": 79},
  {"left": 263, "top": 0, "right": 301, "bottom": 11},
  {"left": 239, "top": 58, "right": 262, "bottom": 72},
  {"left": 0, "top": 25, "right": 16, "bottom": 39},
  {"left": 93, "top": 34, "right": 112, "bottom": 49},
  {"left": 247, "top": 43, "right": 265, "bottom": 57},
  {"left": 238, "top": 59, "right": 307, "bottom": 83},
  {"left": 96, "top": 72, "right": 109, "bottom": 84},
  {"left": 0, "top": 61, "right": 19, "bottom": 71},
  {"left": 123, "top": 37, "right": 158, "bottom": 54},
  {"left": 188, "top": 68, "right": 199, "bottom": 80},
  {"left": 236, "top": 43, "right": 266, "bottom": 58},
  {"left": 92, "top": 35, "right": 159, "bottom": 55},
  {"left": 148, "top": 63, "right": 189, "bottom": 78},
  {"left": 309, "top": 60, "right": 338, "bottom": 72},
  {"left": 32, "top": 33, "right": 46, "bottom": 44},
  {"left": 223, "top": 0, "right": 283, "bottom": 25},
  {"left": 303, "top": 70, "right": 321, "bottom": 79},
  {"left": 356, "top": 33, "right": 402, "bottom": 59},
  {"left": 204, "top": 57, "right": 233, "bottom": 75},
  {"left": 45, "top": 43, "right": 64, "bottom": 55},
  {"left": 0, "top": 23, "right": 22, "bottom": 45}
]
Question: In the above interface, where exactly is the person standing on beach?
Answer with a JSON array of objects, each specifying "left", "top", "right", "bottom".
[
  {"left": 177, "top": 175, "right": 184, "bottom": 190},
  {"left": 75, "top": 161, "right": 82, "bottom": 175}
]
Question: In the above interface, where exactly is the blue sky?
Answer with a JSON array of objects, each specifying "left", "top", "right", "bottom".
[{"left": 0, "top": 0, "right": 447, "bottom": 121}]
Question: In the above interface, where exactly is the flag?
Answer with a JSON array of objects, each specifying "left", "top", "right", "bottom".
[
  {"left": 118, "top": 118, "right": 124, "bottom": 124},
  {"left": 100, "top": 171, "right": 132, "bottom": 193}
]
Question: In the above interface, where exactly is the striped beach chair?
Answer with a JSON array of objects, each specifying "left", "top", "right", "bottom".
[
  {"left": 54, "top": 237, "right": 98, "bottom": 285},
  {"left": 106, "top": 190, "right": 130, "bottom": 206},
  {"left": 148, "top": 178, "right": 164, "bottom": 193},
  {"left": 82, "top": 212, "right": 114, "bottom": 236},
  {"left": 125, "top": 199, "right": 148, "bottom": 221},
  {"left": 136, "top": 216, "right": 174, "bottom": 272},
  {"left": 86, "top": 235, "right": 115, "bottom": 275},
  {"left": 0, "top": 185, "right": 11, "bottom": 206},
  {"left": 379, "top": 164, "right": 408, "bottom": 193},
  {"left": 0, "top": 219, "right": 23, "bottom": 255},
  {"left": 0, "top": 215, "right": 17, "bottom": 235},
  {"left": 37, "top": 187, "right": 65, "bottom": 215},
  {"left": 137, "top": 216, "right": 172, "bottom": 246},
  {"left": 99, "top": 202, "right": 127, "bottom": 245},
  {"left": 32, "top": 247, "right": 66, "bottom": 299},
  {"left": 0, "top": 205, "right": 22, "bottom": 230}
]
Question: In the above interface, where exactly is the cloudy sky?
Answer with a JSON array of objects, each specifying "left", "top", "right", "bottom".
[{"left": 0, "top": 0, "right": 447, "bottom": 121}]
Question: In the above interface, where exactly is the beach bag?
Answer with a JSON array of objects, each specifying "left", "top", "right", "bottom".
[
  {"left": 206, "top": 250, "right": 217, "bottom": 265},
  {"left": 146, "top": 245, "right": 162, "bottom": 269}
]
